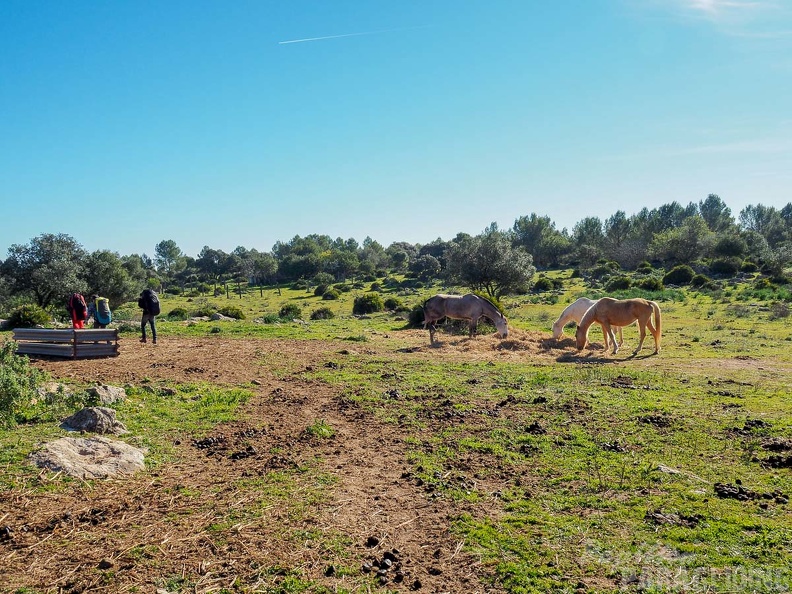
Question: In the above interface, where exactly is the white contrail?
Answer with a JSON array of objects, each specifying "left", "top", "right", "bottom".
[{"left": 278, "top": 25, "right": 428, "bottom": 45}]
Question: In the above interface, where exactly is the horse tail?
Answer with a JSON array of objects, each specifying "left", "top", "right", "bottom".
[{"left": 651, "top": 300, "right": 662, "bottom": 339}]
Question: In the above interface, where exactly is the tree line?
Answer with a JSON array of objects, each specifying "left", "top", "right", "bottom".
[{"left": 1, "top": 195, "right": 791, "bottom": 313}]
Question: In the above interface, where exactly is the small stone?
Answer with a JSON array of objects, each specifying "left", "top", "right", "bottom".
[
  {"left": 366, "top": 535, "right": 380, "bottom": 548},
  {"left": 324, "top": 565, "right": 335, "bottom": 577},
  {"left": 411, "top": 579, "right": 422, "bottom": 590},
  {"left": 97, "top": 559, "right": 113, "bottom": 570}
]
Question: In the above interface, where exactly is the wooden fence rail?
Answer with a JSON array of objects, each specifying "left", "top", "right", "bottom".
[{"left": 12, "top": 328, "right": 119, "bottom": 358}]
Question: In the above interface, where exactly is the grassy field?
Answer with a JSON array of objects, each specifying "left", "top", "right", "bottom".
[{"left": 2, "top": 272, "right": 792, "bottom": 593}]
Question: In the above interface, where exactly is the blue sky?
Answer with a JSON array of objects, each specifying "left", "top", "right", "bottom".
[{"left": 2, "top": 0, "right": 791, "bottom": 258}]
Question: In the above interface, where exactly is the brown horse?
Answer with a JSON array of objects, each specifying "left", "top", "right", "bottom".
[
  {"left": 423, "top": 293, "right": 508, "bottom": 344},
  {"left": 575, "top": 297, "right": 661, "bottom": 355}
]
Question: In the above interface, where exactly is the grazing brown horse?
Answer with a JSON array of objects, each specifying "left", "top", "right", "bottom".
[
  {"left": 575, "top": 297, "right": 661, "bottom": 355},
  {"left": 423, "top": 293, "right": 508, "bottom": 344}
]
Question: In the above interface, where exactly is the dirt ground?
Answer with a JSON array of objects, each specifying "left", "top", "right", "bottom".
[{"left": 1, "top": 329, "right": 649, "bottom": 593}]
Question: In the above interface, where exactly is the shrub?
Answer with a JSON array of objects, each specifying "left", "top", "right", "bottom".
[
  {"left": 334, "top": 283, "right": 352, "bottom": 293},
  {"left": 166, "top": 307, "right": 190, "bottom": 320},
  {"left": 192, "top": 305, "right": 216, "bottom": 318},
  {"left": 408, "top": 305, "right": 425, "bottom": 328},
  {"left": 0, "top": 339, "right": 46, "bottom": 427},
  {"left": 279, "top": 303, "right": 302, "bottom": 319},
  {"left": 570, "top": 269, "right": 581, "bottom": 278},
  {"left": 740, "top": 260, "right": 759, "bottom": 273},
  {"left": 165, "top": 286, "right": 181, "bottom": 295},
  {"left": 690, "top": 274, "right": 711, "bottom": 289},
  {"left": 353, "top": 293, "right": 384, "bottom": 315},
  {"left": 8, "top": 304, "right": 50, "bottom": 328},
  {"left": 370, "top": 282, "right": 382, "bottom": 292},
  {"left": 605, "top": 276, "right": 632, "bottom": 291},
  {"left": 637, "top": 277, "right": 663, "bottom": 291},
  {"left": 218, "top": 305, "right": 245, "bottom": 320},
  {"left": 314, "top": 284, "right": 329, "bottom": 297},
  {"left": 753, "top": 277, "right": 772, "bottom": 290},
  {"left": 636, "top": 261, "right": 653, "bottom": 273},
  {"left": 312, "top": 272, "right": 335, "bottom": 287},
  {"left": 384, "top": 297, "right": 404, "bottom": 310},
  {"left": 310, "top": 307, "right": 335, "bottom": 320},
  {"left": 710, "top": 257, "right": 741, "bottom": 277},
  {"left": 662, "top": 265, "right": 695, "bottom": 286},
  {"left": 292, "top": 280, "right": 309, "bottom": 291},
  {"left": 532, "top": 277, "right": 554, "bottom": 292},
  {"left": 322, "top": 289, "right": 341, "bottom": 300}
]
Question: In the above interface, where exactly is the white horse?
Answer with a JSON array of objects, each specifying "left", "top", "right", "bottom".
[{"left": 552, "top": 297, "right": 625, "bottom": 350}]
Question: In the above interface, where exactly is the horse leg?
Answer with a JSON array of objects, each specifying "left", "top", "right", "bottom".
[
  {"left": 599, "top": 323, "right": 610, "bottom": 351},
  {"left": 647, "top": 319, "right": 659, "bottom": 354},
  {"left": 469, "top": 318, "right": 477, "bottom": 338},
  {"left": 617, "top": 326, "right": 624, "bottom": 347},
  {"left": 604, "top": 323, "right": 619, "bottom": 354},
  {"left": 634, "top": 322, "right": 647, "bottom": 354}
]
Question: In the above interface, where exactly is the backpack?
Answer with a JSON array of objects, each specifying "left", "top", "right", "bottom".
[
  {"left": 95, "top": 296, "right": 112, "bottom": 325},
  {"left": 141, "top": 289, "right": 161, "bottom": 315},
  {"left": 68, "top": 293, "right": 88, "bottom": 321}
]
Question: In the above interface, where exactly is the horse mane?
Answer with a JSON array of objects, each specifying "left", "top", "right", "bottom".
[{"left": 578, "top": 302, "right": 598, "bottom": 331}]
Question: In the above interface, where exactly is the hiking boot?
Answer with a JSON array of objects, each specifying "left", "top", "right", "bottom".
[
  {"left": 140, "top": 338, "right": 146, "bottom": 343},
  {"left": 152, "top": 339, "right": 157, "bottom": 344}
]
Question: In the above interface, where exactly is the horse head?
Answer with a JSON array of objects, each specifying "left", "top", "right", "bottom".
[
  {"left": 495, "top": 314, "right": 509, "bottom": 338},
  {"left": 575, "top": 324, "right": 587, "bottom": 350}
]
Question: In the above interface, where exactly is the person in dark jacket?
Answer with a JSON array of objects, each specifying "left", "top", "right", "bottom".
[{"left": 138, "top": 289, "right": 158, "bottom": 344}]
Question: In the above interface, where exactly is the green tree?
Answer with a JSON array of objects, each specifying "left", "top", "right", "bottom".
[
  {"left": 2, "top": 233, "right": 86, "bottom": 308},
  {"left": 83, "top": 250, "right": 140, "bottom": 307},
  {"left": 445, "top": 224, "right": 535, "bottom": 298},
  {"left": 154, "top": 239, "right": 186, "bottom": 289},
  {"left": 698, "top": 194, "right": 734, "bottom": 232}
]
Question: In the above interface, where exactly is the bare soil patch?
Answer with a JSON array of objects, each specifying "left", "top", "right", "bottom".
[{"left": 5, "top": 333, "right": 552, "bottom": 593}]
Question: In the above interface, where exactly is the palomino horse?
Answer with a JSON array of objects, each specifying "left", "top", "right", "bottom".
[
  {"left": 575, "top": 297, "right": 661, "bottom": 355},
  {"left": 423, "top": 293, "right": 508, "bottom": 344},
  {"left": 552, "top": 297, "right": 625, "bottom": 350}
]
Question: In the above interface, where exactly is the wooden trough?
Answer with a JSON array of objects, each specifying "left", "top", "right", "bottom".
[{"left": 12, "top": 328, "right": 119, "bottom": 359}]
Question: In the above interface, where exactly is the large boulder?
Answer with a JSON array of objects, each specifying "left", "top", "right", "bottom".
[
  {"left": 61, "top": 406, "right": 128, "bottom": 435},
  {"left": 29, "top": 436, "right": 145, "bottom": 479},
  {"left": 87, "top": 384, "right": 127, "bottom": 405}
]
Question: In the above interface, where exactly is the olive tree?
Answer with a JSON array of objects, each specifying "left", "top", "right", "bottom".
[
  {"left": 444, "top": 224, "right": 535, "bottom": 298},
  {"left": 2, "top": 233, "right": 86, "bottom": 308}
]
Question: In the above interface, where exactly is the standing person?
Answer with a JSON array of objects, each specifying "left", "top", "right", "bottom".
[
  {"left": 87, "top": 294, "right": 113, "bottom": 329},
  {"left": 138, "top": 288, "right": 160, "bottom": 344},
  {"left": 67, "top": 292, "right": 88, "bottom": 329}
]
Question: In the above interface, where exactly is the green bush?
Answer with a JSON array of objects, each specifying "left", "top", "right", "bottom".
[
  {"left": 690, "top": 274, "right": 711, "bottom": 288},
  {"left": 605, "top": 276, "right": 632, "bottom": 291},
  {"left": 636, "top": 261, "right": 653, "bottom": 273},
  {"left": 384, "top": 297, "right": 404, "bottom": 310},
  {"left": 334, "top": 283, "right": 352, "bottom": 293},
  {"left": 532, "top": 277, "right": 554, "bottom": 292},
  {"left": 353, "top": 293, "right": 384, "bottom": 315},
  {"left": 740, "top": 260, "right": 759, "bottom": 273},
  {"left": 218, "top": 305, "right": 245, "bottom": 320},
  {"left": 322, "top": 289, "right": 341, "bottom": 300},
  {"left": 292, "top": 280, "right": 309, "bottom": 291},
  {"left": 637, "top": 277, "right": 664, "bottom": 291},
  {"left": 312, "top": 272, "right": 335, "bottom": 287},
  {"left": 192, "top": 305, "right": 216, "bottom": 318},
  {"left": 408, "top": 305, "right": 425, "bottom": 328},
  {"left": 279, "top": 303, "right": 302, "bottom": 319},
  {"left": 0, "top": 339, "right": 46, "bottom": 427},
  {"left": 710, "top": 257, "right": 741, "bottom": 277},
  {"left": 166, "top": 307, "right": 190, "bottom": 320},
  {"left": 314, "top": 284, "right": 329, "bottom": 297},
  {"left": 8, "top": 304, "right": 51, "bottom": 328},
  {"left": 310, "top": 307, "right": 335, "bottom": 320},
  {"left": 370, "top": 282, "right": 383, "bottom": 292},
  {"left": 662, "top": 265, "right": 695, "bottom": 286}
]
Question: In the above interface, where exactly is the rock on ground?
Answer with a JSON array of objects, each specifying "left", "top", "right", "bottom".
[
  {"left": 29, "top": 436, "right": 145, "bottom": 479},
  {"left": 61, "top": 406, "right": 128, "bottom": 435}
]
